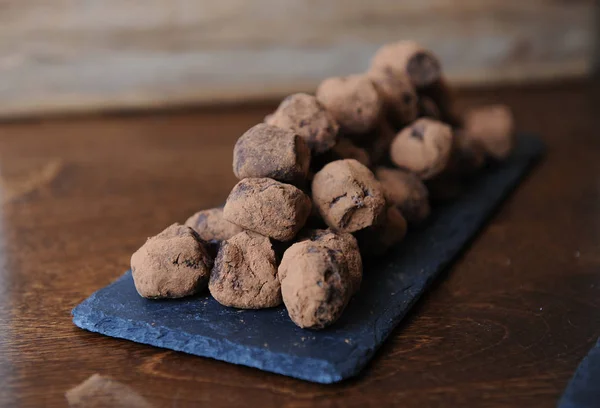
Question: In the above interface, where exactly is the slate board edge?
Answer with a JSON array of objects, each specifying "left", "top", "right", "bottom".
[
  {"left": 72, "top": 134, "right": 545, "bottom": 384},
  {"left": 558, "top": 337, "right": 600, "bottom": 408}
]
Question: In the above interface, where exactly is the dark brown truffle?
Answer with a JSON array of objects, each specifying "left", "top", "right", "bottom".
[
  {"left": 445, "top": 129, "right": 487, "bottom": 177},
  {"left": 463, "top": 105, "right": 515, "bottom": 160},
  {"left": 370, "top": 41, "right": 442, "bottom": 89},
  {"left": 389, "top": 118, "right": 453, "bottom": 180},
  {"left": 360, "top": 120, "right": 396, "bottom": 166},
  {"left": 278, "top": 241, "right": 352, "bottom": 329},
  {"left": 355, "top": 206, "right": 408, "bottom": 256},
  {"left": 265, "top": 93, "right": 340, "bottom": 154},
  {"left": 298, "top": 228, "right": 362, "bottom": 295},
  {"left": 209, "top": 231, "right": 281, "bottom": 309},
  {"left": 375, "top": 167, "right": 431, "bottom": 224},
  {"left": 233, "top": 123, "right": 310, "bottom": 185},
  {"left": 312, "top": 159, "right": 386, "bottom": 233},
  {"left": 316, "top": 75, "right": 384, "bottom": 137},
  {"left": 368, "top": 69, "right": 418, "bottom": 126},
  {"left": 131, "top": 223, "right": 213, "bottom": 299},
  {"left": 418, "top": 96, "right": 442, "bottom": 120},
  {"left": 223, "top": 178, "right": 312, "bottom": 241},
  {"left": 419, "top": 77, "right": 462, "bottom": 127},
  {"left": 312, "top": 138, "right": 371, "bottom": 172},
  {"left": 184, "top": 207, "right": 243, "bottom": 245}
]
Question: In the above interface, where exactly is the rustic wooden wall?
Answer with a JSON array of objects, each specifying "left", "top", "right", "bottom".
[{"left": 0, "top": 0, "right": 595, "bottom": 118}]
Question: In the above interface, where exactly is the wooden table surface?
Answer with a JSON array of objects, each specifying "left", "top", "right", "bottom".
[{"left": 0, "top": 80, "right": 599, "bottom": 407}]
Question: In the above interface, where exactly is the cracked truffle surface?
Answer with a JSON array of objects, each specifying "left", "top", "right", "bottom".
[
  {"left": 312, "top": 159, "right": 386, "bottom": 233},
  {"left": 131, "top": 223, "right": 213, "bottom": 299},
  {"left": 209, "top": 231, "right": 281, "bottom": 309}
]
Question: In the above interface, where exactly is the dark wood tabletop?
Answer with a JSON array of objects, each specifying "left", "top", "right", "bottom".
[{"left": 1, "top": 80, "right": 599, "bottom": 408}]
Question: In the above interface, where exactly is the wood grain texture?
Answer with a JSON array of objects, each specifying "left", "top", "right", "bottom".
[
  {"left": 0, "top": 81, "right": 599, "bottom": 407},
  {"left": 0, "top": 0, "right": 595, "bottom": 118}
]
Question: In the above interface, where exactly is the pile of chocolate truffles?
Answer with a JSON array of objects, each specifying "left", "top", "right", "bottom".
[{"left": 131, "top": 40, "right": 515, "bottom": 330}]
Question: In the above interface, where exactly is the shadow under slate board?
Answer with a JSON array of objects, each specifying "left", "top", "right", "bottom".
[{"left": 72, "top": 134, "right": 544, "bottom": 384}]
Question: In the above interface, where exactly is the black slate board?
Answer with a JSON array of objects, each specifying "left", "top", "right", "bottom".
[
  {"left": 559, "top": 337, "right": 600, "bottom": 408},
  {"left": 72, "top": 134, "right": 544, "bottom": 384}
]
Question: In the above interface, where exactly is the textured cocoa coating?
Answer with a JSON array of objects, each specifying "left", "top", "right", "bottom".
[
  {"left": 223, "top": 178, "right": 312, "bottom": 241},
  {"left": 370, "top": 41, "right": 442, "bottom": 89},
  {"left": 278, "top": 241, "right": 351, "bottom": 329},
  {"left": 375, "top": 167, "right": 431, "bottom": 224},
  {"left": 311, "top": 159, "right": 386, "bottom": 233},
  {"left": 265, "top": 93, "right": 340, "bottom": 154},
  {"left": 209, "top": 231, "right": 281, "bottom": 309},
  {"left": 131, "top": 223, "right": 213, "bottom": 299},
  {"left": 184, "top": 207, "right": 243, "bottom": 244},
  {"left": 463, "top": 104, "right": 515, "bottom": 160},
  {"left": 390, "top": 118, "right": 453, "bottom": 180},
  {"left": 368, "top": 68, "right": 418, "bottom": 126},
  {"left": 316, "top": 75, "right": 384, "bottom": 137},
  {"left": 233, "top": 123, "right": 310, "bottom": 185},
  {"left": 356, "top": 206, "right": 408, "bottom": 257},
  {"left": 298, "top": 228, "right": 362, "bottom": 295}
]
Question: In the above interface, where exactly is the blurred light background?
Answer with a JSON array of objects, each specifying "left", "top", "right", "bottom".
[{"left": 0, "top": 0, "right": 598, "bottom": 118}]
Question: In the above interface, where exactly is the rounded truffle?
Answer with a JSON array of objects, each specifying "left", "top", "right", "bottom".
[
  {"left": 370, "top": 41, "right": 442, "bottom": 89},
  {"left": 265, "top": 93, "right": 339, "bottom": 154},
  {"left": 209, "top": 231, "right": 281, "bottom": 309},
  {"left": 368, "top": 69, "right": 418, "bottom": 126},
  {"left": 463, "top": 105, "right": 515, "bottom": 160},
  {"left": 312, "top": 159, "right": 386, "bottom": 233},
  {"left": 390, "top": 118, "right": 453, "bottom": 180},
  {"left": 355, "top": 206, "right": 408, "bottom": 256},
  {"left": 375, "top": 167, "right": 431, "bottom": 224},
  {"left": 223, "top": 178, "right": 312, "bottom": 241},
  {"left": 445, "top": 129, "right": 487, "bottom": 177},
  {"left": 131, "top": 223, "right": 213, "bottom": 299},
  {"left": 419, "top": 78, "right": 461, "bottom": 127},
  {"left": 299, "top": 228, "right": 362, "bottom": 295},
  {"left": 316, "top": 75, "right": 384, "bottom": 137},
  {"left": 233, "top": 123, "right": 310, "bottom": 185},
  {"left": 184, "top": 207, "right": 243, "bottom": 248},
  {"left": 278, "top": 241, "right": 352, "bottom": 329}
]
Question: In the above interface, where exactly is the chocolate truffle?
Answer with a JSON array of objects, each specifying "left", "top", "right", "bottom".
[
  {"left": 370, "top": 41, "right": 442, "bottom": 89},
  {"left": 185, "top": 207, "right": 243, "bottom": 248},
  {"left": 316, "top": 75, "right": 384, "bottom": 137},
  {"left": 463, "top": 105, "right": 515, "bottom": 160},
  {"left": 279, "top": 241, "right": 352, "bottom": 329},
  {"left": 445, "top": 129, "right": 487, "bottom": 176},
  {"left": 209, "top": 231, "right": 281, "bottom": 309},
  {"left": 131, "top": 223, "right": 213, "bottom": 299},
  {"left": 389, "top": 118, "right": 453, "bottom": 180},
  {"left": 299, "top": 229, "right": 362, "bottom": 295},
  {"left": 368, "top": 68, "right": 418, "bottom": 126},
  {"left": 312, "top": 159, "right": 386, "bottom": 233},
  {"left": 223, "top": 178, "right": 312, "bottom": 241},
  {"left": 356, "top": 206, "right": 408, "bottom": 256},
  {"left": 312, "top": 138, "right": 371, "bottom": 171},
  {"left": 375, "top": 167, "right": 431, "bottom": 224},
  {"left": 419, "top": 77, "right": 462, "bottom": 127},
  {"left": 265, "top": 93, "right": 340, "bottom": 154},
  {"left": 233, "top": 123, "right": 310, "bottom": 186}
]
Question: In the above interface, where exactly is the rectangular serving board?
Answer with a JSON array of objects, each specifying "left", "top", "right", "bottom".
[{"left": 72, "top": 133, "right": 544, "bottom": 384}]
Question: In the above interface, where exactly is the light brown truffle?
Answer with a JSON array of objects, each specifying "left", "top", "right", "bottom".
[
  {"left": 463, "top": 105, "right": 515, "bottom": 160},
  {"left": 390, "top": 118, "right": 453, "bottom": 180},
  {"left": 368, "top": 69, "right": 418, "bottom": 126},
  {"left": 375, "top": 167, "right": 431, "bottom": 224},
  {"left": 312, "top": 159, "right": 386, "bottom": 233},
  {"left": 184, "top": 207, "right": 243, "bottom": 246},
  {"left": 209, "top": 231, "right": 281, "bottom": 309},
  {"left": 370, "top": 41, "right": 442, "bottom": 89},
  {"left": 233, "top": 123, "right": 310, "bottom": 185},
  {"left": 356, "top": 206, "right": 408, "bottom": 256},
  {"left": 223, "top": 178, "right": 312, "bottom": 241},
  {"left": 299, "top": 229, "right": 362, "bottom": 295},
  {"left": 278, "top": 241, "right": 352, "bottom": 329},
  {"left": 316, "top": 75, "right": 384, "bottom": 137},
  {"left": 131, "top": 224, "right": 213, "bottom": 299},
  {"left": 265, "top": 93, "right": 340, "bottom": 154}
]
